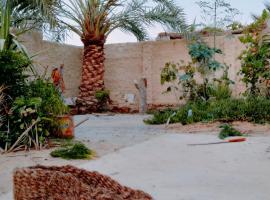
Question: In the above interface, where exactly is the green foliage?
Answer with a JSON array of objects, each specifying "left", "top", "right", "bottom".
[
  {"left": 146, "top": 97, "right": 270, "bottom": 125},
  {"left": 161, "top": 42, "right": 227, "bottom": 102},
  {"left": 239, "top": 10, "right": 270, "bottom": 96},
  {"left": 0, "top": 96, "right": 46, "bottom": 149},
  {"left": 188, "top": 42, "right": 222, "bottom": 71},
  {"left": 0, "top": 78, "right": 68, "bottom": 151},
  {"left": 0, "top": 50, "right": 31, "bottom": 99},
  {"left": 95, "top": 90, "right": 110, "bottom": 103},
  {"left": 209, "top": 83, "right": 232, "bottom": 100},
  {"left": 9, "top": 0, "right": 64, "bottom": 41},
  {"left": 29, "top": 78, "right": 69, "bottom": 115},
  {"left": 60, "top": 0, "right": 187, "bottom": 42},
  {"left": 50, "top": 142, "right": 94, "bottom": 160},
  {"left": 244, "top": 10, "right": 269, "bottom": 34},
  {"left": 95, "top": 90, "right": 110, "bottom": 111},
  {"left": 0, "top": 0, "right": 36, "bottom": 62},
  {"left": 161, "top": 62, "right": 178, "bottom": 85},
  {"left": 161, "top": 62, "right": 199, "bottom": 101},
  {"left": 219, "top": 124, "right": 243, "bottom": 139}
]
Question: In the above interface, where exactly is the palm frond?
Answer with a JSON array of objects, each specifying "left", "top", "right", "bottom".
[
  {"left": 11, "top": 0, "right": 64, "bottom": 41},
  {"left": 60, "top": 0, "right": 188, "bottom": 43}
]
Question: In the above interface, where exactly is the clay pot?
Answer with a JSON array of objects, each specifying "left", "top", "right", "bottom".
[{"left": 57, "top": 115, "right": 74, "bottom": 139}]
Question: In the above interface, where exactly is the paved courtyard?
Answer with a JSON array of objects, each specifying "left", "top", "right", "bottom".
[
  {"left": 1, "top": 114, "right": 270, "bottom": 199},
  {"left": 81, "top": 133, "right": 270, "bottom": 200}
]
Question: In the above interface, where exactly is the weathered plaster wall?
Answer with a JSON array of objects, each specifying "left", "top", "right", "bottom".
[{"left": 22, "top": 31, "right": 246, "bottom": 111}]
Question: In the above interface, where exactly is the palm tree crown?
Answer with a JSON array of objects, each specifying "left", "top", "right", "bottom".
[{"left": 60, "top": 0, "right": 187, "bottom": 44}]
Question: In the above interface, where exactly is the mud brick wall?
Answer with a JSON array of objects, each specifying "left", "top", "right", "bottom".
[{"left": 22, "top": 31, "right": 245, "bottom": 111}]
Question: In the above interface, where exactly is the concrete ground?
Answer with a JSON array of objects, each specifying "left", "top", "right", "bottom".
[
  {"left": 1, "top": 114, "right": 270, "bottom": 199},
  {"left": 74, "top": 114, "right": 165, "bottom": 156},
  {"left": 0, "top": 114, "right": 164, "bottom": 197},
  {"left": 80, "top": 134, "right": 270, "bottom": 200}
]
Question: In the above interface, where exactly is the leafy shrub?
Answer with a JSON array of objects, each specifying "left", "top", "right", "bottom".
[
  {"left": 188, "top": 42, "right": 222, "bottom": 71},
  {"left": 0, "top": 79, "right": 68, "bottom": 151},
  {"left": 0, "top": 97, "right": 50, "bottom": 150},
  {"left": 0, "top": 51, "right": 31, "bottom": 99},
  {"left": 160, "top": 42, "right": 228, "bottom": 103},
  {"left": 50, "top": 142, "right": 94, "bottom": 160},
  {"left": 146, "top": 97, "right": 270, "bottom": 125},
  {"left": 29, "top": 78, "right": 69, "bottom": 115},
  {"left": 239, "top": 10, "right": 270, "bottom": 96},
  {"left": 219, "top": 124, "right": 243, "bottom": 139}
]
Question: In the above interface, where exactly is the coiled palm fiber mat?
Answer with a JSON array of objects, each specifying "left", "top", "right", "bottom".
[{"left": 14, "top": 165, "right": 152, "bottom": 200}]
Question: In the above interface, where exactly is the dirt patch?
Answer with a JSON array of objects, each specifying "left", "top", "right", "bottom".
[{"left": 166, "top": 121, "right": 270, "bottom": 136}]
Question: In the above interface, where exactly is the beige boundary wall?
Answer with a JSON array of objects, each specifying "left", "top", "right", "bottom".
[{"left": 21, "top": 31, "right": 246, "bottom": 111}]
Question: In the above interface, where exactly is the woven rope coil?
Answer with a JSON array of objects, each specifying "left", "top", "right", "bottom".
[{"left": 13, "top": 165, "right": 152, "bottom": 200}]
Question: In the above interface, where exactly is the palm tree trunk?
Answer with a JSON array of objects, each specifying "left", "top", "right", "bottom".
[{"left": 77, "top": 42, "right": 105, "bottom": 113}]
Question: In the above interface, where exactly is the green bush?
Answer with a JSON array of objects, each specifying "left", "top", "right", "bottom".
[
  {"left": 146, "top": 97, "right": 270, "bottom": 125},
  {"left": 0, "top": 78, "right": 69, "bottom": 150},
  {"left": 0, "top": 51, "right": 31, "bottom": 99},
  {"left": 29, "top": 79, "right": 69, "bottom": 115},
  {"left": 50, "top": 142, "right": 94, "bottom": 160}
]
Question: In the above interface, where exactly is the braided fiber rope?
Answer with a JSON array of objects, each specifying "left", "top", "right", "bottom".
[{"left": 13, "top": 165, "right": 152, "bottom": 200}]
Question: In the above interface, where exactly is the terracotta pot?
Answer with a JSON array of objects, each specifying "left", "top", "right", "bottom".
[{"left": 57, "top": 115, "right": 74, "bottom": 139}]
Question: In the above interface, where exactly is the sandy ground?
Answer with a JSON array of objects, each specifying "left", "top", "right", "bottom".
[
  {"left": 166, "top": 121, "right": 270, "bottom": 135},
  {"left": 1, "top": 115, "right": 270, "bottom": 199}
]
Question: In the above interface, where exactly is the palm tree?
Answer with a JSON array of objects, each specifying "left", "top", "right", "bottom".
[{"left": 59, "top": 0, "right": 187, "bottom": 112}]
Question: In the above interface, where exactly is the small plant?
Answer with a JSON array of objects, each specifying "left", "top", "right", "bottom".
[
  {"left": 50, "top": 142, "right": 94, "bottom": 160},
  {"left": 95, "top": 90, "right": 110, "bottom": 102},
  {"left": 219, "top": 124, "right": 243, "bottom": 139},
  {"left": 95, "top": 90, "right": 110, "bottom": 111}
]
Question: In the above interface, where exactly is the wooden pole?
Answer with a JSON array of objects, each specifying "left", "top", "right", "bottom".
[{"left": 134, "top": 78, "right": 147, "bottom": 114}]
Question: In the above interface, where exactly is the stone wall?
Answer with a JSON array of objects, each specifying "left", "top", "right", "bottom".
[{"left": 22, "top": 31, "right": 246, "bottom": 111}]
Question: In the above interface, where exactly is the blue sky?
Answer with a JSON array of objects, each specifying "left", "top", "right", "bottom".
[{"left": 65, "top": 0, "right": 266, "bottom": 46}]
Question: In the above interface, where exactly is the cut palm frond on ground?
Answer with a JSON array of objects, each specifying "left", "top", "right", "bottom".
[
  {"left": 50, "top": 142, "right": 95, "bottom": 160},
  {"left": 219, "top": 124, "right": 244, "bottom": 139}
]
